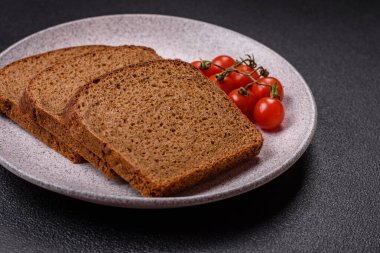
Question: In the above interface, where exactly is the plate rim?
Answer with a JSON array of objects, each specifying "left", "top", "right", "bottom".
[{"left": 0, "top": 14, "right": 317, "bottom": 208}]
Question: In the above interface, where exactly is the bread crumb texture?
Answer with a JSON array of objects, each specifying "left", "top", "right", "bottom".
[
  {"left": 68, "top": 60, "right": 263, "bottom": 196},
  {"left": 28, "top": 46, "right": 161, "bottom": 117}
]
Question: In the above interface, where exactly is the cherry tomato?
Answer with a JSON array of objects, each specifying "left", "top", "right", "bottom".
[
  {"left": 191, "top": 60, "right": 222, "bottom": 77},
  {"left": 253, "top": 97, "right": 285, "bottom": 130},
  {"left": 252, "top": 77, "right": 284, "bottom": 100},
  {"left": 209, "top": 74, "right": 237, "bottom": 94},
  {"left": 228, "top": 88, "right": 257, "bottom": 118},
  {"left": 246, "top": 87, "right": 259, "bottom": 119},
  {"left": 229, "top": 65, "right": 260, "bottom": 88},
  {"left": 212, "top": 55, "right": 235, "bottom": 70}
]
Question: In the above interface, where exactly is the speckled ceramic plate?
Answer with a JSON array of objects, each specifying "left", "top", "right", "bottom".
[{"left": 0, "top": 14, "right": 316, "bottom": 208}]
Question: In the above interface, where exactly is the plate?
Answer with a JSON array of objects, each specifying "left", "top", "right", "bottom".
[{"left": 0, "top": 14, "right": 317, "bottom": 208}]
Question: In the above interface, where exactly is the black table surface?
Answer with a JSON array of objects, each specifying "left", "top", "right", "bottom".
[{"left": 1, "top": 0, "right": 379, "bottom": 252}]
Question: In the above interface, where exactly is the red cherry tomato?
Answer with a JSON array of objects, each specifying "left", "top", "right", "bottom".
[
  {"left": 246, "top": 87, "right": 259, "bottom": 119},
  {"left": 228, "top": 88, "right": 257, "bottom": 118},
  {"left": 212, "top": 55, "right": 235, "bottom": 71},
  {"left": 229, "top": 65, "right": 260, "bottom": 88},
  {"left": 252, "top": 77, "right": 284, "bottom": 101},
  {"left": 191, "top": 60, "right": 221, "bottom": 77},
  {"left": 209, "top": 74, "right": 237, "bottom": 94},
  {"left": 253, "top": 97, "right": 285, "bottom": 130}
]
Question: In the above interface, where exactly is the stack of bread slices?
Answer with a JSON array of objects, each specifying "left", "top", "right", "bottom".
[{"left": 0, "top": 45, "right": 263, "bottom": 197}]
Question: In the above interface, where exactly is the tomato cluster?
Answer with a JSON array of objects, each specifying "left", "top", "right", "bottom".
[{"left": 191, "top": 55, "right": 285, "bottom": 130}]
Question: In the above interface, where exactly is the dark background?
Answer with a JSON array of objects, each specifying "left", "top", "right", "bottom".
[{"left": 1, "top": 0, "right": 379, "bottom": 252}]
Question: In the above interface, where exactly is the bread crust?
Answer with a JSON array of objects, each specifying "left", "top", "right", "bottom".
[
  {"left": 23, "top": 98, "right": 116, "bottom": 177},
  {"left": 1, "top": 106, "right": 84, "bottom": 163}
]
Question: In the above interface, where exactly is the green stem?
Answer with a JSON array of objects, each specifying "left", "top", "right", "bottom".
[
  {"left": 203, "top": 55, "right": 269, "bottom": 84},
  {"left": 199, "top": 59, "right": 211, "bottom": 70},
  {"left": 270, "top": 83, "right": 280, "bottom": 100},
  {"left": 237, "top": 87, "right": 248, "bottom": 96}
]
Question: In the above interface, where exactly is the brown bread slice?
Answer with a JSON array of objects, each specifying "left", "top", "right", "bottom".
[
  {"left": 63, "top": 60, "right": 263, "bottom": 197},
  {"left": 21, "top": 45, "right": 162, "bottom": 176},
  {"left": 0, "top": 45, "right": 108, "bottom": 163}
]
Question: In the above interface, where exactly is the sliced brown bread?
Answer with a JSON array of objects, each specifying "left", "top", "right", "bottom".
[
  {"left": 21, "top": 45, "right": 162, "bottom": 176},
  {"left": 63, "top": 60, "right": 263, "bottom": 197},
  {"left": 0, "top": 45, "right": 108, "bottom": 163}
]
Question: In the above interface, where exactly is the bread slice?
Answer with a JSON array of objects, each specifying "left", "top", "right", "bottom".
[
  {"left": 0, "top": 45, "right": 108, "bottom": 163},
  {"left": 21, "top": 45, "right": 162, "bottom": 176},
  {"left": 63, "top": 60, "right": 263, "bottom": 197}
]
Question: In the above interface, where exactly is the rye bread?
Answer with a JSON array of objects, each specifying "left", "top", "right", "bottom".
[
  {"left": 21, "top": 45, "right": 162, "bottom": 176},
  {"left": 0, "top": 45, "right": 108, "bottom": 162},
  {"left": 63, "top": 60, "right": 263, "bottom": 197}
]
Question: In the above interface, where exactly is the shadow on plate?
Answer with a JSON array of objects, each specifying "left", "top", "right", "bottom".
[
  {"left": 178, "top": 156, "right": 260, "bottom": 196},
  {"left": 1, "top": 145, "right": 312, "bottom": 240}
]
